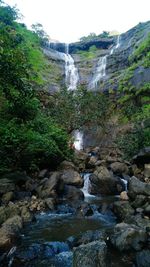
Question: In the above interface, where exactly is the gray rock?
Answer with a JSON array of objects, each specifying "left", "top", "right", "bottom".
[
  {"left": 128, "top": 176, "right": 150, "bottom": 199},
  {"left": 110, "top": 223, "right": 147, "bottom": 251},
  {"left": 136, "top": 250, "right": 150, "bottom": 267},
  {"left": 73, "top": 241, "right": 108, "bottom": 267},
  {"left": 63, "top": 185, "right": 84, "bottom": 201},
  {"left": 113, "top": 201, "right": 134, "bottom": 220},
  {"left": 90, "top": 166, "right": 125, "bottom": 195},
  {"left": 110, "top": 162, "right": 129, "bottom": 175},
  {"left": 1, "top": 191, "right": 14, "bottom": 203},
  {"left": 144, "top": 164, "right": 150, "bottom": 178},
  {"left": 61, "top": 170, "right": 83, "bottom": 187}
]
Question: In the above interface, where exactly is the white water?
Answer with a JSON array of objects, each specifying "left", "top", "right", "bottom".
[
  {"left": 110, "top": 35, "right": 121, "bottom": 55},
  {"left": 74, "top": 130, "right": 83, "bottom": 150},
  {"left": 121, "top": 178, "right": 128, "bottom": 191},
  {"left": 90, "top": 55, "right": 107, "bottom": 89},
  {"left": 90, "top": 35, "right": 121, "bottom": 89},
  {"left": 81, "top": 173, "right": 95, "bottom": 198},
  {"left": 64, "top": 44, "right": 79, "bottom": 91}
]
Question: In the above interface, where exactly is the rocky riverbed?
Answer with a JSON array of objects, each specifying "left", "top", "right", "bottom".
[{"left": 0, "top": 146, "right": 150, "bottom": 266}]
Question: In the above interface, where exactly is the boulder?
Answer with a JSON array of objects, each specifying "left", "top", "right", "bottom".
[
  {"left": 0, "top": 215, "right": 23, "bottom": 249},
  {"left": 59, "top": 161, "right": 77, "bottom": 171},
  {"left": 132, "top": 147, "right": 150, "bottom": 165},
  {"left": 73, "top": 241, "right": 108, "bottom": 267},
  {"left": 45, "top": 198, "right": 56, "bottom": 210},
  {"left": 110, "top": 223, "right": 147, "bottom": 251},
  {"left": 90, "top": 166, "right": 125, "bottom": 195},
  {"left": 131, "top": 195, "right": 148, "bottom": 209},
  {"left": 120, "top": 191, "right": 129, "bottom": 201},
  {"left": 63, "top": 185, "right": 84, "bottom": 201},
  {"left": 144, "top": 164, "right": 150, "bottom": 178},
  {"left": 110, "top": 162, "right": 129, "bottom": 175},
  {"left": 0, "top": 179, "right": 15, "bottom": 195},
  {"left": 61, "top": 170, "right": 83, "bottom": 187},
  {"left": 1, "top": 192, "right": 14, "bottom": 203},
  {"left": 113, "top": 201, "right": 134, "bottom": 220},
  {"left": 36, "top": 171, "right": 63, "bottom": 198},
  {"left": 128, "top": 176, "right": 150, "bottom": 199},
  {"left": 20, "top": 207, "right": 34, "bottom": 223},
  {"left": 0, "top": 204, "right": 20, "bottom": 226},
  {"left": 136, "top": 250, "right": 150, "bottom": 267}
]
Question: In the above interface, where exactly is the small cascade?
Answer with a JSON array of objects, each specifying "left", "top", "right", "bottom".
[
  {"left": 74, "top": 130, "right": 83, "bottom": 150},
  {"left": 110, "top": 35, "right": 120, "bottom": 54},
  {"left": 64, "top": 44, "right": 79, "bottom": 91},
  {"left": 121, "top": 178, "right": 128, "bottom": 191},
  {"left": 81, "top": 173, "right": 95, "bottom": 198},
  {"left": 90, "top": 35, "right": 121, "bottom": 89},
  {"left": 90, "top": 55, "right": 107, "bottom": 89}
]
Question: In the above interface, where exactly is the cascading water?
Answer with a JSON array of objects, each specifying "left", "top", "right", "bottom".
[
  {"left": 90, "top": 55, "right": 107, "bottom": 89},
  {"left": 110, "top": 35, "right": 120, "bottom": 54},
  {"left": 64, "top": 44, "right": 79, "bottom": 91},
  {"left": 81, "top": 173, "right": 95, "bottom": 198},
  {"left": 90, "top": 35, "right": 121, "bottom": 89},
  {"left": 74, "top": 130, "right": 83, "bottom": 150}
]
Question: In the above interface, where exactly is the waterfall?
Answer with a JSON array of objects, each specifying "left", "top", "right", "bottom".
[
  {"left": 110, "top": 35, "right": 120, "bottom": 54},
  {"left": 74, "top": 130, "right": 83, "bottom": 150},
  {"left": 90, "top": 55, "right": 107, "bottom": 89},
  {"left": 64, "top": 44, "right": 79, "bottom": 91},
  {"left": 121, "top": 178, "right": 128, "bottom": 191},
  {"left": 90, "top": 35, "right": 121, "bottom": 89},
  {"left": 81, "top": 173, "right": 95, "bottom": 198}
]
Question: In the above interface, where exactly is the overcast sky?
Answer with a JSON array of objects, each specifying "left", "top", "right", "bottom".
[{"left": 6, "top": 0, "right": 150, "bottom": 43}]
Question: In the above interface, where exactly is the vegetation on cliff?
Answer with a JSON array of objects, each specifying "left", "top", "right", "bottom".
[
  {"left": 0, "top": 2, "right": 72, "bottom": 174},
  {"left": 117, "top": 34, "right": 150, "bottom": 158}
]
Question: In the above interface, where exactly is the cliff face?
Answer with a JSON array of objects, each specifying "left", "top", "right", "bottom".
[{"left": 42, "top": 21, "right": 150, "bottom": 94}]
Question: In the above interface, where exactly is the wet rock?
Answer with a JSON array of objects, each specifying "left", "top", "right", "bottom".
[
  {"left": 136, "top": 249, "right": 150, "bottom": 267},
  {"left": 120, "top": 191, "right": 129, "bottom": 201},
  {"left": 110, "top": 223, "right": 147, "bottom": 251},
  {"left": 110, "top": 162, "right": 129, "bottom": 175},
  {"left": 113, "top": 201, "right": 134, "bottom": 220},
  {"left": 61, "top": 170, "right": 83, "bottom": 187},
  {"left": 73, "top": 241, "right": 108, "bottom": 267},
  {"left": 1, "top": 192, "right": 14, "bottom": 203},
  {"left": 0, "top": 179, "right": 15, "bottom": 195},
  {"left": 90, "top": 166, "right": 125, "bottom": 195},
  {"left": 20, "top": 207, "right": 34, "bottom": 223},
  {"left": 128, "top": 176, "right": 150, "bottom": 199},
  {"left": 0, "top": 216, "right": 22, "bottom": 249},
  {"left": 51, "top": 251, "right": 73, "bottom": 267},
  {"left": 87, "top": 156, "right": 98, "bottom": 168},
  {"left": 76, "top": 230, "right": 106, "bottom": 246},
  {"left": 15, "top": 243, "right": 42, "bottom": 262},
  {"left": 76, "top": 203, "right": 94, "bottom": 217},
  {"left": 63, "top": 185, "right": 84, "bottom": 201},
  {"left": 45, "top": 198, "right": 55, "bottom": 210}
]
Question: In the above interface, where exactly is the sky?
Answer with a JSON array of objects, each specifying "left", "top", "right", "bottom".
[{"left": 6, "top": 0, "right": 150, "bottom": 43}]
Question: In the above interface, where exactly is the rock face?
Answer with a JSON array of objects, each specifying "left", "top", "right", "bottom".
[
  {"left": 110, "top": 223, "right": 147, "bottom": 251},
  {"left": 128, "top": 176, "right": 150, "bottom": 199},
  {"left": 90, "top": 166, "right": 125, "bottom": 195},
  {"left": 73, "top": 241, "right": 108, "bottom": 267},
  {"left": 61, "top": 170, "right": 83, "bottom": 187}
]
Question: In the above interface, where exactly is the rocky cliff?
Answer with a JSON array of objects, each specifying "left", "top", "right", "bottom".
[{"left": 42, "top": 21, "right": 150, "bottom": 94}]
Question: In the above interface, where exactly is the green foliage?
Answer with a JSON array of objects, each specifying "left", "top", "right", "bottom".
[
  {"left": 0, "top": 2, "right": 72, "bottom": 174},
  {"left": 76, "top": 45, "right": 98, "bottom": 60},
  {"left": 130, "top": 33, "right": 150, "bottom": 67},
  {"left": 48, "top": 86, "right": 110, "bottom": 133}
]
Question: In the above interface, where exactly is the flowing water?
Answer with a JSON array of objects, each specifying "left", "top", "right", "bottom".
[
  {"left": 73, "top": 130, "right": 83, "bottom": 150},
  {"left": 90, "top": 35, "right": 121, "bottom": 89},
  {"left": 64, "top": 44, "right": 79, "bottom": 91}
]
